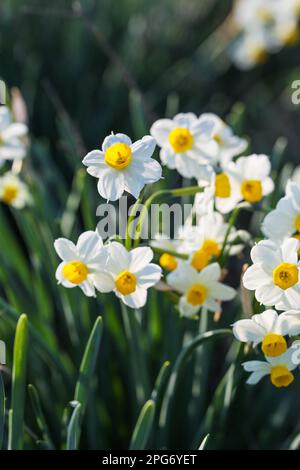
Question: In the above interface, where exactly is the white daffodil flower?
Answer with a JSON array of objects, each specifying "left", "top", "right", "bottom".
[
  {"left": 166, "top": 261, "right": 236, "bottom": 318},
  {"left": 0, "top": 106, "right": 28, "bottom": 164},
  {"left": 82, "top": 133, "right": 162, "bottom": 201},
  {"left": 228, "top": 154, "right": 274, "bottom": 206},
  {"left": 233, "top": 0, "right": 276, "bottom": 31},
  {"left": 242, "top": 342, "right": 300, "bottom": 387},
  {"left": 243, "top": 237, "right": 300, "bottom": 311},
  {"left": 194, "top": 113, "right": 247, "bottom": 166},
  {"left": 230, "top": 28, "right": 271, "bottom": 70},
  {"left": 178, "top": 211, "right": 249, "bottom": 271},
  {"left": 96, "top": 242, "right": 162, "bottom": 308},
  {"left": 233, "top": 309, "right": 300, "bottom": 357},
  {"left": 0, "top": 172, "right": 31, "bottom": 209},
  {"left": 150, "top": 113, "right": 216, "bottom": 179},
  {"left": 262, "top": 181, "right": 300, "bottom": 242},
  {"left": 195, "top": 168, "right": 241, "bottom": 214},
  {"left": 54, "top": 231, "right": 110, "bottom": 298}
]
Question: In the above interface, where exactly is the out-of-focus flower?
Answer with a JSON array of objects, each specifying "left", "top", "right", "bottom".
[
  {"left": 167, "top": 261, "right": 236, "bottom": 318},
  {"left": 151, "top": 234, "right": 181, "bottom": 271},
  {"left": 99, "top": 242, "right": 162, "bottom": 308},
  {"left": 242, "top": 343, "right": 300, "bottom": 387},
  {"left": 0, "top": 172, "right": 31, "bottom": 209},
  {"left": 54, "top": 231, "right": 109, "bottom": 297},
  {"left": 0, "top": 106, "right": 28, "bottom": 164},
  {"left": 82, "top": 133, "right": 161, "bottom": 201},
  {"left": 243, "top": 238, "right": 300, "bottom": 310},
  {"left": 230, "top": 29, "right": 271, "bottom": 70},
  {"left": 179, "top": 211, "right": 249, "bottom": 270},
  {"left": 233, "top": 309, "right": 300, "bottom": 357},
  {"left": 262, "top": 181, "right": 300, "bottom": 242},
  {"left": 150, "top": 113, "right": 216, "bottom": 179},
  {"left": 196, "top": 114, "right": 247, "bottom": 166},
  {"left": 198, "top": 170, "right": 241, "bottom": 214}
]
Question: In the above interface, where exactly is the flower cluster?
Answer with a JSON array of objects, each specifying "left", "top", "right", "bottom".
[
  {"left": 236, "top": 181, "right": 300, "bottom": 387},
  {"left": 0, "top": 105, "right": 30, "bottom": 209},
  {"left": 231, "top": 0, "right": 300, "bottom": 69}
]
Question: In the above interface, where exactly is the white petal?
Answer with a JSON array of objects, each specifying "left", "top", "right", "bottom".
[
  {"left": 91, "top": 272, "right": 115, "bottom": 293},
  {"left": 77, "top": 231, "right": 103, "bottom": 261},
  {"left": 150, "top": 119, "right": 174, "bottom": 147},
  {"left": 255, "top": 283, "right": 283, "bottom": 306},
  {"left": 97, "top": 169, "right": 125, "bottom": 201},
  {"left": 131, "top": 136, "right": 156, "bottom": 160},
  {"left": 129, "top": 247, "right": 153, "bottom": 271},
  {"left": 106, "top": 242, "right": 130, "bottom": 276},
  {"left": 242, "top": 264, "right": 270, "bottom": 290},
  {"left": 80, "top": 280, "right": 96, "bottom": 297},
  {"left": 197, "top": 263, "right": 221, "bottom": 284},
  {"left": 232, "top": 319, "right": 265, "bottom": 343},
  {"left": 54, "top": 238, "right": 77, "bottom": 262},
  {"left": 136, "top": 263, "right": 162, "bottom": 288},
  {"left": 178, "top": 296, "right": 200, "bottom": 318},
  {"left": 252, "top": 309, "right": 278, "bottom": 332},
  {"left": 212, "top": 282, "right": 236, "bottom": 301},
  {"left": 1, "top": 123, "right": 28, "bottom": 140},
  {"left": 102, "top": 133, "right": 132, "bottom": 151},
  {"left": 281, "top": 238, "right": 299, "bottom": 264},
  {"left": 118, "top": 285, "right": 147, "bottom": 308}
]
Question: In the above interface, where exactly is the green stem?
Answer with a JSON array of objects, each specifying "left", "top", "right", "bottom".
[
  {"left": 219, "top": 207, "right": 240, "bottom": 267},
  {"left": 152, "top": 246, "right": 188, "bottom": 260},
  {"left": 125, "top": 195, "right": 144, "bottom": 250}
]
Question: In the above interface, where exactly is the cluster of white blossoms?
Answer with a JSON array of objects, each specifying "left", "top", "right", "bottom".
[
  {"left": 231, "top": 0, "right": 300, "bottom": 69},
  {"left": 55, "top": 109, "right": 300, "bottom": 389},
  {"left": 0, "top": 105, "right": 30, "bottom": 209},
  {"left": 234, "top": 180, "right": 300, "bottom": 388}
]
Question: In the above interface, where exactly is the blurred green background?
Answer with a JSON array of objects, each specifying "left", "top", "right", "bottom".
[{"left": 1, "top": 0, "right": 300, "bottom": 451}]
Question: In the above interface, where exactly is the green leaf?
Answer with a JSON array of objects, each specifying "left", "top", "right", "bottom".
[
  {"left": 0, "top": 372, "right": 5, "bottom": 449},
  {"left": 66, "top": 403, "right": 82, "bottom": 450},
  {"left": 8, "top": 314, "right": 29, "bottom": 450},
  {"left": 129, "top": 400, "right": 155, "bottom": 450},
  {"left": 74, "top": 316, "right": 103, "bottom": 416},
  {"left": 28, "top": 384, "right": 54, "bottom": 449},
  {"left": 199, "top": 433, "right": 210, "bottom": 450}
]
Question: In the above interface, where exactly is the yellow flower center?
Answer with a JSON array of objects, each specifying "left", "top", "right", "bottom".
[
  {"left": 202, "top": 239, "right": 221, "bottom": 257},
  {"left": 2, "top": 185, "right": 18, "bottom": 204},
  {"left": 273, "top": 262, "right": 299, "bottom": 290},
  {"left": 213, "top": 134, "right": 223, "bottom": 144},
  {"left": 215, "top": 173, "right": 231, "bottom": 198},
  {"left": 115, "top": 270, "right": 137, "bottom": 295},
  {"left": 240, "top": 179, "right": 263, "bottom": 203},
  {"left": 159, "top": 253, "right": 178, "bottom": 271},
  {"left": 186, "top": 283, "right": 207, "bottom": 306},
  {"left": 191, "top": 249, "right": 210, "bottom": 271},
  {"left": 105, "top": 143, "right": 132, "bottom": 170},
  {"left": 63, "top": 260, "right": 88, "bottom": 285},
  {"left": 294, "top": 215, "right": 300, "bottom": 233},
  {"left": 277, "top": 25, "right": 300, "bottom": 46},
  {"left": 168, "top": 128, "right": 194, "bottom": 153},
  {"left": 261, "top": 333, "right": 287, "bottom": 357},
  {"left": 270, "top": 366, "right": 294, "bottom": 388},
  {"left": 256, "top": 7, "right": 273, "bottom": 24},
  {"left": 191, "top": 240, "right": 221, "bottom": 271},
  {"left": 248, "top": 44, "right": 268, "bottom": 64}
]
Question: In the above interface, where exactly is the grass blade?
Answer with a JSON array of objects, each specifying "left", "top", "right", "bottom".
[
  {"left": 199, "top": 433, "right": 210, "bottom": 450},
  {"left": 66, "top": 403, "right": 82, "bottom": 450},
  {"left": 8, "top": 314, "right": 29, "bottom": 450},
  {"left": 129, "top": 400, "right": 155, "bottom": 450},
  {"left": 28, "top": 384, "right": 54, "bottom": 449},
  {"left": 0, "top": 372, "right": 5, "bottom": 449},
  {"left": 74, "top": 316, "right": 103, "bottom": 416}
]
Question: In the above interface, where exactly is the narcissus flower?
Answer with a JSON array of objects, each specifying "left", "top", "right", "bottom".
[
  {"left": 233, "top": 309, "right": 300, "bottom": 357},
  {"left": 0, "top": 106, "right": 28, "bottom": 164},
  {"left": 166, "top": 262, "right": 236, "bottom": 318},
  {"left": 150, "top": 113, "right": 216, "bottom": 179},
  {"left": 242, "top": 342, "right": 300, "bottom": 387},
  {"left": 54, "top": 231, "right": 109, "bottom": 297},
  {"left": 179, "top": 211, "right": 249, "bottom": 270},
  {"left": 243, "top": 238, "right": 300, "bottom": 310},
  {"left": 230, "top": 29, "right": 270, "bottom": 70},
  {"left": 0, "top": 172, "right": 31, "bottom": 209},
  {"left": 195, "top": 113, "right": 247, "bottom": 166},
  {"left": 151, "top": 234, "right": 181, "bottom": 272},
  {"left": 262, "top": 181, "right": 300, "bottom": 241},
  {"left": 99, "top": 242, "right": 162, "bottom": 308},
  {"left": 82, "top": 133, "right": 161, "bottom": 201}
]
